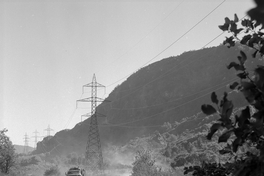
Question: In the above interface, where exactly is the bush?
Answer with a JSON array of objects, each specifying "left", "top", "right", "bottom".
[
  {"left": 44, "top": 165, "right": 61, "bottom": 176},
  {"left": 20, "top": 155, "right": 41, "bottom": 166},
  {"left": 131, "top": 149, "right": 175, "bottom": 176},
  {"left": 131, "top": 150, "right": 157, "bottom": 176},
  {"left": 0, "top": 129, "right": 16, "bottom": 174}
]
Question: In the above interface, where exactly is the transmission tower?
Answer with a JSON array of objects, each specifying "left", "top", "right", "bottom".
[
  {"left": 77, "top": 74, "right": 106, "bottom": 175},
  {"left": 23, "top": 133, "right": 29, "bottom": 154},
  {"left": 32, "top": 130, "right": 40, "bottom": 149},
  {"left": 44, "top": 125, "right": 54, "bottom": 137}
]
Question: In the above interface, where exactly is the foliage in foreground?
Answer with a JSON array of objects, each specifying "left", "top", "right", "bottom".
[
  {"left": 131, "top": 149, "right": 175, "bottom": 176},
  {"left": 0, "top": 129, "right": 16, "bottom": 174},
  {"left": 44, "top": 165, "right": 61, "bottom": 176},
  {"left": 184, "top": 162, "right": 231, "bottom": 176},
  {"left": 185, "top": 1, "right": 264, "bottom": 175}
]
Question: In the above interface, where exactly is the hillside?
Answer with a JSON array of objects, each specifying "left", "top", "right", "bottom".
[
  {"left": 33, "top": 44, "right": 259, "bottom": 157},
  {"left": 14, "top": 144, "right": 34, "bottom": 154}
]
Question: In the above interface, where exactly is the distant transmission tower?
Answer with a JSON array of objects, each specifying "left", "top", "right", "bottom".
[
  {"left": 23, "top": 133, "right": 29, "bottom": 154},
  {"left": 32, "top": 130, "right": 40, "bottom": 149},
  {"left": 77, "top": 74, "right": 106, "bottom": 175},
  {"left": 44, "top": 125, "right": 54, "bottom": 137}
]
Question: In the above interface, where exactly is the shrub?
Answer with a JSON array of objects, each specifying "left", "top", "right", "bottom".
[
  {"left": 44, "top": 165, "right": 61, "bottom": 176},
  {"left": 20, "top": 155, "right": 41, "bottom": 166},
  {"left": 0, "top": 129, "right": 16, "bottom": 174},
  {"left": 131, "top": 149, "right": 175, "bottom": 176}
]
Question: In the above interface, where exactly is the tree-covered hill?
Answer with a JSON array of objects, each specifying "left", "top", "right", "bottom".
[
  {"left": 33, "top": 44, "right": 260, "bottom": 157},
  {"left": 13, "top": 144, "right": 34, "bottom": 154}
]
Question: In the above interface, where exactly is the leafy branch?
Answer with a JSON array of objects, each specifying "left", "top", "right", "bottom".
[
  {"left": 185, "top": 12, "right": 264, "bottom": 176},
  {"left": 219, "top": 14, "right": 264, "bottom": 57}
]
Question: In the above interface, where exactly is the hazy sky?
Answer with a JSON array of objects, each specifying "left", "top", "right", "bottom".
[{"left": 2, "top": 0, "right": 254, "bottom": 146}]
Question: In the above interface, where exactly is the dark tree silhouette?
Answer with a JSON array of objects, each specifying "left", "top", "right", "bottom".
[{"left": 0, "top": 129, "right": 16, "bottom": 174}]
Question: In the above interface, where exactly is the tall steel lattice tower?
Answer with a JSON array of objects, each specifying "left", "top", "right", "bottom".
[
  {"left": 77, "top": 74, "right": 105, "bottom": 175},
  {"left": 23, "top": 133, "right": 29, "bottom": 154}
]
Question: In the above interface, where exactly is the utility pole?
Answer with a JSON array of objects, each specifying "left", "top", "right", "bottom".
[
  {"left": 77, "top": 74, "right": 107, "bottom": 175},
  {"left": 32, "top": 130, "right": 40, "bottom": 149},
  {"left": 44, "top": 125, "right": 53, "bottom": 137},
  {"left": 23, "top": 133, "right": 29, "bottom": 154}
]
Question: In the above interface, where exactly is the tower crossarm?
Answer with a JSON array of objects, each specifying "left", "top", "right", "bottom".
[
  {"left": 77, "top": 97, "right": 105, "bottom": 102},
  {"left": 81, "top": 113, "right": 91, "bottom": 117},
  {"left": 83, "top": 82, "right": 105, "bottom": 88}
]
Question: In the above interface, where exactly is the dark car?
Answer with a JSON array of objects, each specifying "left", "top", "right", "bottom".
[{"left": 65, "top": 167, "right": 85, "bottom": 176}]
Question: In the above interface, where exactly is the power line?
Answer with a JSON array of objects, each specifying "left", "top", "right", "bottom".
[
  {"left": 102, "top": 111, "right": 204, "bottom": 129},
  {"left": 201, "top": 14, "right": 248, "bottom": 49},
  {"left": 106, "top": 0, "right": 226, "bottom": 89},
  {"left": 63, "top": 91, "right": 86, "bottom": 129},
  {"left": 107, "top": 8, "right": 246, "bottom": 98},
  {"left": 106, "top": 13, "right": 248, "bottom": 108},
  {"left": 71, "top": 1, "right": 244, "bottom": 130},
  {"left": 110, "top": 76, "right": 237, "bottom": 110},
  {"left": 63, "top": 108, "right": 77, "bottom": 129},
  {"left": 106, "top": 13, "right": 248, "bottom": 110},
  {"left": 106, "top": 78, "right": 236, "bottom": 127},
  {"left": 69, "top": 0, "right": 228, "bottom": 130},
  {"left": 75, "top": 82, "right": 237, "bottom": 129},
  {"left": 87, "top": 77, "right": 237, "bottom": 128},
  {"left": 140, "top": 0, "right": 226, "bottom": 67},
  {"left": 108, "top": 0, "right": 186, "bottom": 66},
  {"left": 108, "top": 48, "right": 218, "bottom": 106}
]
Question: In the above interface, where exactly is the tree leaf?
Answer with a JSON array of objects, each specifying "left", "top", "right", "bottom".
[
  {"left": 234, "top": 128, "right": 243, "bottom": 138},
  {"left": 207, "top": 123, "right": 222, "bottom": 140},
  {"left": 254, "top": 66, "right": 264, "bottom": 89},
  {"left": 223, "top": 36, "right": 235, "bottom": 47},
  {"left": 218, "top": 130, "right": 233, "bottom": 143},
  {"left": 241, "top": 89, "right": 255, "bottom": 104},
  {"left": 241, "top": 19, "right": 250, "bottom": 27},
  {"left": 236, "top": 28, "right": 243, "bottom": 34},
  {"left": 227, "top": 62, "right": 245, "bottom": 71},
  {"left": 229, "top": 82, "right": 239, "bottom": 89},
  {"left": 240, "top": 34, "right": 251, "bottom": 44},
  {"left": 201, "top": 104, "right": 217, "bottom": 115},
  {"left": 211, "top": 92, "right": 218, "bottom": 104},
  {"left": 240, "top": 81, "right": 255, "bottom": 90},
  {"left": 224, "top": 17, "right": 231, "bottom": 24},
  {"left": 252, "top": 109, "right": 264, "bottom": 121},
  {"left": 252, "top": 50, "right": 258, "bottom": 58},
  {"left": 248, "top": 37, "right": 258, "bottom": 47},
  {"left": 227, "top": 62, "right": 238, "bottom": 69},
  {"left": 219, "top": 24, "right": 229, "bottom": 31},
  {"left": 239, "top": 50, "right": 247, "bottom": 64},
  {"left": 232, "top": 137, "right": 242, "bottom": 152},
  {"left": 260, "top": 45, "right": 264, "bottom": 55},
  {"left": 237, "top": 72, "right": 247, "bottom": 79},
  {"left": 219, "top": 149, "right": 232, "bottom": 155},
  {"left": 221, "top": 100, "right": 233, "bottom": 119},
  {"left": 230, "top": 22, "right": 237, "bottom": 33},
  {"left": 237, "top": 106, "right": 250, "bottom": 127},
  {"left": 234, "top": 14, "right": 239, "bottom": 23}
]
